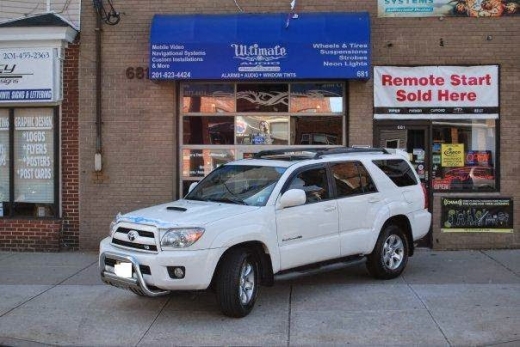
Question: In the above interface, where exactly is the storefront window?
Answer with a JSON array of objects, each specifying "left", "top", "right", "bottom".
[
  {"left": 237, "top": 83, "right": 288, "bottom": 112},
  {"left": 180, "top": 82, "right": 346, "bottom": 195},
  {"left": 291, "top": 116, "right": 343, "bottom": 145},
  {"left": 0, "top": 107, "right": 57, "bottom": 218},
  {"left": 0, "top": 110, "right": 9, "bottom": 216},
  {"left": 181, "top": 148, "right": 235, "bottom": 178},
  {"left": 182, "top": 84, "right": 235, "bottom": 113},
  {"left": 236, "top": 116, "right": 289, "bottom": 145},
  {"left": 290, "top": 83, "right": 344, "bottom": 113},
  {"left": 432, "top": 120, "right": 496, "bottom": 191},
  {"left": 183, "top": 116, "right": 235, "bottom": 145}
]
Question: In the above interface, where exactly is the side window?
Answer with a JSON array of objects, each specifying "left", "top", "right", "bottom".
[
  {"left": 331, "top": 161, "right": 377, "bottom": 198},
  {"left": 287, "top": 167, "right": 330, "bottom": 203},
  {"left": 372, "top": 159, "right": 418, "bottom": 187}
]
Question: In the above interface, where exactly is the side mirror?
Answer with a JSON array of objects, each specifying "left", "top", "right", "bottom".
[
  {"left": 279, "top": 189, "right": 306, "bottom": 209},
  {"left": 188, "top": 182, "right": 198, "bottom": 193}
]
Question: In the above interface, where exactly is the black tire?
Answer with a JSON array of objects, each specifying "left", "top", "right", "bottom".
[
  {"left": 366, "top": 224, "right": 409, "bottom": 280},
  {"left": 216, "top": 248, "right": 259, "bottom": 318}
]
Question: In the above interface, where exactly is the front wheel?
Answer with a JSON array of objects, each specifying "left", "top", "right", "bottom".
[
  {"left": 366, "top": 224, "right": 409, "bottom": 280},
  {"left": 216, "top": 248, "right": 259, "bottom": 318}
]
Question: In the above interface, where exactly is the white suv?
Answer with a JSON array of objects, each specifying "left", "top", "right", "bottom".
[{"left": 99, "top": 147, "right": 431, "bottom": 317}]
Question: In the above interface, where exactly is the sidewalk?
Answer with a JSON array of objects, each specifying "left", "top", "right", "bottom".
[{"left": 0, "top": 249, "right": 519, "bottom": 347}]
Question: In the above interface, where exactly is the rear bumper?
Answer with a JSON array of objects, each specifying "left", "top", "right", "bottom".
[{"left": 410, "top": 209, "right": 432, "bottom": 241}]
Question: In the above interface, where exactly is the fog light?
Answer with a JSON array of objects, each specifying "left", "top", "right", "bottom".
[{"left": 167, "top": 266, "right": 185, "bottom": 279}]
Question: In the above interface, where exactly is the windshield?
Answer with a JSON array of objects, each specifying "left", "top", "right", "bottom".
[{"left": 185, "top": 165, "right": 286, "bottom": 206}]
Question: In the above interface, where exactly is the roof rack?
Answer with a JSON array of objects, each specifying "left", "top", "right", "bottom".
[{"left": 253, "top": 147, "right": 390, "bottom": 160}]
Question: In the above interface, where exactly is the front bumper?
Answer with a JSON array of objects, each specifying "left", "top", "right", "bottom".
[
  {"left": 99, "top": 237, "right": 222, "bottom": 296},
  {"left": 100, "top": 251, "right": 169, "bottom": 297}
]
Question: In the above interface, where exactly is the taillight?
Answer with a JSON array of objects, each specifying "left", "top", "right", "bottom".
[{"left": 421, "top": 183, "right": 428, "bottom": 209}]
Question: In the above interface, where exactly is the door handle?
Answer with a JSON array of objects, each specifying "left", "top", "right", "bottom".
[
  {"left": 324, "top": 206, "right": 337, "bottom": 212},
  {"left": 368, "top": 197, "right": 381, "bottom": 203}
]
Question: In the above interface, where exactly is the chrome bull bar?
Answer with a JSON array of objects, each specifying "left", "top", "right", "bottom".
[{"left": 100, "top": 251, "right": 170, "bottom": 297}]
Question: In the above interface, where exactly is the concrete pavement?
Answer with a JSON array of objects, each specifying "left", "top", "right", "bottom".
[{"left": 0, "top": 249, "right": 519, "bottom": 346}]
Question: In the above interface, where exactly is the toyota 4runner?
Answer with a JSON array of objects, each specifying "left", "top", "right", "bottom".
[{"left": 99, "top": 147, "right": 431, "bottom": 317}]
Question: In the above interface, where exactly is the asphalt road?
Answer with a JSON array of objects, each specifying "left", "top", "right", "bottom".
[{"left": 0, "top": 249, "right": 519, "bottom": 346}]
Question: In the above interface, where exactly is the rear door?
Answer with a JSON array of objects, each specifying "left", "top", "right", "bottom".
[
  {"left": 275, "top": 165, "right": 340, "bottom": 270},
  {"left": 331, "top": 161, "right": 384, "bottom": 256}
]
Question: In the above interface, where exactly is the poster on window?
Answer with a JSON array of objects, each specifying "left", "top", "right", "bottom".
[
  {"left": 0, "top": 113, "right": 9, "bottom": 205},
  {"left": 378, "top": 0, "right": 519, "bottom": 17},
  {"left": 441, "top": 144, "right": 465, "bottom": 167},
  {"left": 441, "top": 198, "right": 514, "bottom": 233},
  {"left": 374, "top": 65, "right": 499, "bottom": 119},
  {"left": 14, "top": 111, "right": 54, "bottom": 203}
]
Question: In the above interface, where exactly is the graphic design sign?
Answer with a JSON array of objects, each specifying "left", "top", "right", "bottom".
[
  {"left": 0, "top": 48, "right": 59, "bottom": 103},
  {"left": 441, "top": 144, "right": 465, "bottom": 167},
  {"left": 374, "top": 65, "right": 499, "bottom": 119},
  {"left": 14, "top": 112, "right": 55, "bottom": 203},
  {"left": 441, "top": 198, "right": 514, "bottom": 233},
  {"left": 150, "top": 13, "right": 371, "bottom": 80},
  {"left": 378, "top": 0, "right": 519, "bottom": 17}
]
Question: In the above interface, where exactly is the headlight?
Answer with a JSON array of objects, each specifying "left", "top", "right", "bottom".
[
  {"left": 161, "top": 228, "right": 204, "bottom": 249},
  {"left": 109, "top": 213, "right": 122, "bottom": 237}
]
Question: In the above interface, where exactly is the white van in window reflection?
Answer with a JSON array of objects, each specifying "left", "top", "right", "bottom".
[{"left": 300, "top": 133, "right": 338, "bottom": 145}]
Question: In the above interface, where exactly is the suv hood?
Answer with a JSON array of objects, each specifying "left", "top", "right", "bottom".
[{"left": 117, "top": 199, "right": 259, "bottom": 228}]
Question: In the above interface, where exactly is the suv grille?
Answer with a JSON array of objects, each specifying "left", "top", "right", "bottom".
[{"left": 111, "top": 227, "right": 158, "bottom": 252}]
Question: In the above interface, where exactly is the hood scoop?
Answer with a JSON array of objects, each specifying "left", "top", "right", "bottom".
[{"left": 167, "top": 206, "right": 187, "bottom": 212}]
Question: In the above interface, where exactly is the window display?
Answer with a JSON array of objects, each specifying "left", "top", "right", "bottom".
[
  {"left": 1, "top": 107, "right": 57, "bottom": 217},
  {"left": 432, "top": 120, "right": 496, "bottom": 191}
]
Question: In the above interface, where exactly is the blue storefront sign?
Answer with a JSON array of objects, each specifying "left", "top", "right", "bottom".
[{"left": 149, "top": 12, "right": 371, "bottom": 80}]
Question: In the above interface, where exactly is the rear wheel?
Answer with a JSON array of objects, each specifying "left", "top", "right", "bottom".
[
  {"left": 366, "top": 224, "right": 409, "bottom": 279},
  {"left": 216, "top": 248, "right": 259, "bottom": 318}
]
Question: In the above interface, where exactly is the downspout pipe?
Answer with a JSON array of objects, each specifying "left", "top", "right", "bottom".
[{"left": 94, "top": 11, "right": 103, "bottom": 171}]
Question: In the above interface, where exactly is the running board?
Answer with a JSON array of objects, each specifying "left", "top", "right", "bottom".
[{"left": 275, "top": 255, "right": 366, "bottom": 279}]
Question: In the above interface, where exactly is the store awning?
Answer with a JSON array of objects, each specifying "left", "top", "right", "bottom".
[{"left": 149, "top": 12, "right": 371, "bottom": 80}]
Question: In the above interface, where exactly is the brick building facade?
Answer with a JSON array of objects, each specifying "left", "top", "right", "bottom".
[
  {"left": 77, "top": 1, "right": 519, "bottom": 251},
  {"left": 2, "top": 1, "right": 517, "bottom": 251}
]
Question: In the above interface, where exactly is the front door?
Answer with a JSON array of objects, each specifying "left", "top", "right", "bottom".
[
  {"left": 374, "top": 122, "right": 433, "bottom": 247},
  {"left": 275, "top": 165, "right": 340, "bottom": 270}
]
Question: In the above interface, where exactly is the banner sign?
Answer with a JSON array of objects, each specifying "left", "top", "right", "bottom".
[
  {"left": 0, "top": 48, "right": 60, "bottom": 103},
  {"left": 378, "top": 0, "right": 520, "bottom": 18},
  {"left": 374, "top": 65, "right": 499, "bottom": 119},
  {"left": 441, "top": 197, "right": 514, "bottom": 233},
  {"left": 150, "top": 13, "right": 371, "bottom": 80}
]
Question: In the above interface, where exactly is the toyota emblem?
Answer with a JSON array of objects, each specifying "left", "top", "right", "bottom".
[{"left": 127, "top": 230, "right": 139, "bottom": 242}]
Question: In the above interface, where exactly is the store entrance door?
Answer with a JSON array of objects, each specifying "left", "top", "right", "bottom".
[{"left": 374, "top": 123, "right": 432, "bottom": 247}]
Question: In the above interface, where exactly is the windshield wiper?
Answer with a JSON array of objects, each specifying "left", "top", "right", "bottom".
[{"left": 212, "top": 197, "right": 248, "bottom": 205}]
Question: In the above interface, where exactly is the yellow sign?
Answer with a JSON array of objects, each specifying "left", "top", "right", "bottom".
[{"left": 441, "top": 144, "right": 464, "bottom": 167}]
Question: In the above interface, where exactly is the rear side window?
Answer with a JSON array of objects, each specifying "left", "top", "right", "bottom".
[
  {"left": 331, "top": 161, "right": 377, "bottom": 197},
  {"left": 372, "top": 159, "right": 418, "bottom": 187}
]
